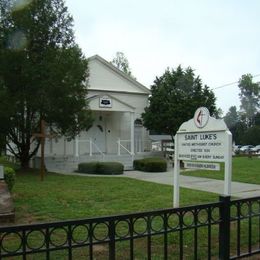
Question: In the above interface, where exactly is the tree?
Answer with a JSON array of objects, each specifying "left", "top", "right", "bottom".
[
  {"left": 0, "top": 0, "right": 93, "bottom": 168},
  {"left": 241, "top": 126, "right": 260, "bottom": 145},
  {"left": 142, "top": 66, "right": 217, "bottom": 141},
  {"left": 224, "top": 106, "right": 245, "bottom": 144},
  {"left": 111, "top": 52, "right": 132, "bottom": 76},
  {"left": 238, "top": 74, "right": 260, "bottom": 127},
  {"left": 224, "top": 106, "right": 239, "bottom": 128}
]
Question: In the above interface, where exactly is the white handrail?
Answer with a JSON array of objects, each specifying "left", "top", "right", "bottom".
[
  {"left": 117, "top": 138, "right": 132, "bottom": 155},
  {"left": 91, "top": 141, "right": 105, "bottom": 156},
  {"left": 77, "top": 138, "right": 105, "bottom": 157}
]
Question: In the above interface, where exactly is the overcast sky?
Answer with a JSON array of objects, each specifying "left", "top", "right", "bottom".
[{"left": 65, "top": 0, "right": 260, "bottom": 114}]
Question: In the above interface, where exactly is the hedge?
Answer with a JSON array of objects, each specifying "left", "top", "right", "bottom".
[
  {"left": 78, "top": 162, "right": 124, "bottom": 175},
  {"left": 133, "top": 157, "right": 167, "bottom": 172},
  {"left": 78, "top": 162, "right": 98, "bottom": 174},
  {"left": 4, "top": 167, "right": 16, "bottom": 191}
]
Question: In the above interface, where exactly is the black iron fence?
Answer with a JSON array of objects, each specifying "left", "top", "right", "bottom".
[{"left": 0, "top": 195, "right": 260, "bottom": 259}]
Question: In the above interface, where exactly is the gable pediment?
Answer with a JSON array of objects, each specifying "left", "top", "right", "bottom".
[
  {"left": 88, "top": 55, "right": 150, "bottom": 95},
  {"left": 88, "top": 94, "right": 135, "bottom": 112}
]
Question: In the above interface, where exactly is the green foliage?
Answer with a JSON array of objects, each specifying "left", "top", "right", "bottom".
[
  {"left": 224, "top": 106, "right": 246, "bottom": 144},
  {"left": 111, "top": 51, "right": 132, "bottom": 76},
  {"left": 238, "top": 74, "right": 260, "bottom": 127},
  {"left": 133, "top": 157, "right": 167, "bottom": 172},
  {"left": 241, "top": 126, "right": 260, "bottom": 145},
  {"left": 78, "top": 162, "right": 124, "bottom": 175},
  {"left": 78, "top": 162, "right": 97, "bottom": 174},
  {"left": 98, "top": 162, "right": 124, "bottom": 175},
  {"left": 0, "top": 0, "right": 93, "bottom": 168},
  {"left": 4, "top": 166, "right": 15, "bottom": 191},
  {"left": 142, "top": 66, "right": 217, "bottom": 138}
]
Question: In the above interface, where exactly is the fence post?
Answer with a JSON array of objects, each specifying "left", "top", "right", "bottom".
[
  {"left": 219, "top": 195, "right": 231, "bottom": 260},
  {"left": 109, "top": 220, "right": 116, "bottom": 260}
]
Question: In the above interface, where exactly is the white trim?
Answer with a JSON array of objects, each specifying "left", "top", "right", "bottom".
[
  {"left": 87, "top": 94, "right": 135, "bottom": 112},
  {"left": 130, "top": 112, "right": 135, "bottom": 155},
  {"left": 88, "top": 55, "right": 151, "bottom": 95}
]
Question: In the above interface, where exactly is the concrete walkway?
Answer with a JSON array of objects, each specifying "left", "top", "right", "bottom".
[
  {"left": 56, "top": 167, "right": 260, "bottom": 199},
  {"left": 0, "top": 181, "right": 15, "bottom": 223},
  {"left": 123, "top": 170, "right": 260, "bottom": 198}
]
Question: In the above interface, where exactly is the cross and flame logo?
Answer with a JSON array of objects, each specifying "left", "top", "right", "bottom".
[{"left": 194, "top": 107, "right": 210, "bottom": 128}]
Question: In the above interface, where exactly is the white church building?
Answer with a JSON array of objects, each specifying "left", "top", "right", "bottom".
[{"left": 35, "top": 55, "right": 155, "bottom": 171}]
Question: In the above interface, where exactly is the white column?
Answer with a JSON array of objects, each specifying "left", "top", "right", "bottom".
[
  {"left": 173, "top": 134, "right": 180, "bottom": 208},
  {"left": 89, "top": 137, "right": 93, "bottom": 156},
  {"left": 63, "top": 138, "right": 67, "bottom": 156},
  {"left": 117, "top": 138, "right": 121, "bottom": 156},
  {"left": 224, "top": 131, "right": 232, "bottom": 195},
  {"left": 49, "top": 138, "right": 53, "bottom": 155},
  {"left": 74, "top": 136, "right": 79, "bottom": 157},
  {"left": 130, "top": 112, "right": 135, "bottom": 155}
]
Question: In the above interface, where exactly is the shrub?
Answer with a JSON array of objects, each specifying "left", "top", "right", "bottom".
[
  {"left": 133, "top": 159, "right": 145, "bottom": 171},
  {"left": 78, "top": 162, "right": 98, "bottom": 174},
  {"left": 4, "top": 167, "right": 16, "bottom": 191},
  {"left": 78, "top": 162, "right": 124, "bottom": 175},
  {"left": 133, "top": 157, "right": 167, "bottom": 172},
  {"left": 97, "top": 162, "right": 124, "bottom": 175}
]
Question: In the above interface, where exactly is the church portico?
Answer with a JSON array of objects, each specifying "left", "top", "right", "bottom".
[
  {"left": 74, "top": 109, "right": 135, "bottom": 156},
  {"left": 31, "top": 55, "right": 152, "bottom": 169}
]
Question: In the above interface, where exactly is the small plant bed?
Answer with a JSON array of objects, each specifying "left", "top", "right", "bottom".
[
  {"left": 133, "top": 157, "right": 167, "bottom": 172},
  {"left": 78, "top": 161, "right": 124, "bottom": 175},
  {"left": 4, "top": 167, "right": 16, "bottom": 191}
]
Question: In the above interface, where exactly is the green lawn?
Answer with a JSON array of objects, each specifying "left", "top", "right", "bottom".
[
  {"left": 1, "top": 157, "right": 260, "bottom": 259},
  {"left": 181, "top": 156, "right": 260, "bottom": 184},
  {"left": 13, "top": 169, "right": 218, "bottom": 224}
]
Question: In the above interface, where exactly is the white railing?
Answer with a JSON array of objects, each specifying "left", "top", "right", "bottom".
[
  {"left": 117, "top": 138, "right": 132, "bottom": 156},
  {"left": 77, "top": 138, "right": 105, "bottom": 158}
]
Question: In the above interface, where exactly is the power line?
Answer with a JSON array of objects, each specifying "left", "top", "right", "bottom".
[{"left": 213, "top": 73, "right": 260, "bottom": 90}]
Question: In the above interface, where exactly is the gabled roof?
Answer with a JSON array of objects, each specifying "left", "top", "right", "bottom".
[
  {"left": 88, "top": 55, "right": 151, "bottom": 95},
  {"left": 87, "top": 93, "right": 135, "bottom": 112}
]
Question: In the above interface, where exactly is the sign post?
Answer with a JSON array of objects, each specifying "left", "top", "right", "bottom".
[
  {"left": 173, "top": 107, "right": 232, "bottom": 207},
  {"left": 32, "top": 120, "right": 56, "bottom": 181}
]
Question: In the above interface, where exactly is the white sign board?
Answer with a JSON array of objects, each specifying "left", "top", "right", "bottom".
[
  {"left": 99, "top": 96, "right": 112, "bottom": 108},
  {"left": 184, "top": 161, "right": 220, "bottom": 171},
  {"left": 173, "top": 107, "right": 232, "bottom": 207},
  {"left": 178, "top": 132, "right": 226, "bottom": 162}
]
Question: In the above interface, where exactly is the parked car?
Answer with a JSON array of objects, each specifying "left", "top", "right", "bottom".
[
  {"left": 240, "top": 145, "right": 255, "bottom": 153},
  {"left": 251, "top": 145, "right": 260, "bottom": 153},
  {"left": 233, "top": 145, "right": 242, "bottom": 153}
]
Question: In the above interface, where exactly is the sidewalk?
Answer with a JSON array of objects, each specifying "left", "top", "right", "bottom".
[
  {"left": 123, "top": 170, "right": 260, "bottom": 198},
  {"left": 57, "top": 167, "right": 260, "bottom": 198},
  {"left": 0, "top": 181, "right": 15, "bottom": 223}
]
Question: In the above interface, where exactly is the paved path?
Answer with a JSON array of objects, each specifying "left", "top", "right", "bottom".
[
  {"left": 0, "top": 181, "right": 15, "bottom": 223},
  {"left": 123, "top": 170, "right": 260, "bottom": 198},
  {"left": 57, "top": 168, "right": 260, "bottom": 198}
]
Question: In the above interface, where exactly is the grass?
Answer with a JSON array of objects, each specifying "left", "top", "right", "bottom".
[
  {"left": 1, "top": 159, "right": 221, "bottom": 259},
  {"left": 181, "top": 156, "right": 260, "bottom": 184},
  {"left": 1, "top": 157, "right": 260, "bottom": 259},
  {"left": 13, "top": 168, "right": 218, "bottom": 224}
]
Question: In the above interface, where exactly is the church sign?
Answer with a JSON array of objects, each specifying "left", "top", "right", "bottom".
[
  {"left": 183, "top": 161, "right": 220, "bottom": 171},
  {"left": 173, "top": 107, "right": 232, "bottom": 207},
  {"left": 177, "top": 131, "right": 226, "bottom": 162},
  {"left": 99, "top": 96, "right": 112, "bottom": 108}
]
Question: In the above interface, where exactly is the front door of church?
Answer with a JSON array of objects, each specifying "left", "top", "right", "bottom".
[{"left": 90, "top": 113, "right": 106, "bottom": 153}]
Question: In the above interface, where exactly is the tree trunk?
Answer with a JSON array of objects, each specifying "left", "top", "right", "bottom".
[
  {"left": 20, "top": 149, "right": 31, "bottom": 169},
  {"left": 21, "top": 158, "right": 30, "bottom": 169}
]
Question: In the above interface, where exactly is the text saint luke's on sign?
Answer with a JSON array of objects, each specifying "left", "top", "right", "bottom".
[{"left": 173, "top": 107, "right": 232, "bottom": 207}]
